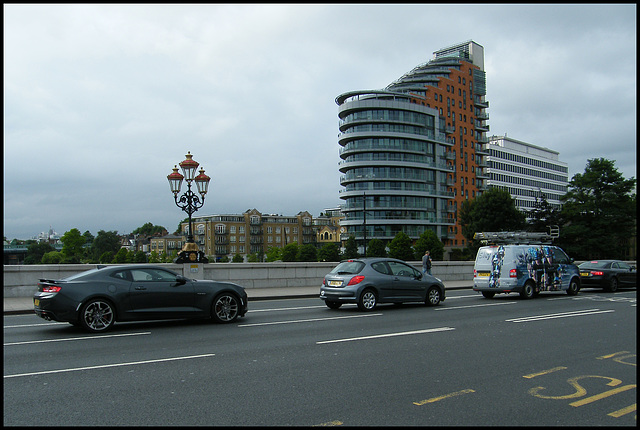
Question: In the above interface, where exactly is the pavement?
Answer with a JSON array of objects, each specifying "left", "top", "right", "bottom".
[{"left": 4, "top": 280, "right": 473, "bottom": 315}]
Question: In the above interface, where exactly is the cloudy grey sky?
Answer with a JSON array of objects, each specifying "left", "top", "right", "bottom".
[{"left": 4, "top": 4, "right": 636, "bottom": 240}]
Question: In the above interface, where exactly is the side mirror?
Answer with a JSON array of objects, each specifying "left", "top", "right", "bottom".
[{"left": 174, "top": 275, "right": 188, "bottom": 286}]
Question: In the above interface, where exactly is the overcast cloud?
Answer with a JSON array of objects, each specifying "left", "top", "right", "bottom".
[{"left": 4, "top": 4, "right": 636, "bottom": 240}]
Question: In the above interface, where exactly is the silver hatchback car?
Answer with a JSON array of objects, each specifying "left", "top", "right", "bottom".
[{"left": 320, "top": 258, "right": 445, "bottom": 311}]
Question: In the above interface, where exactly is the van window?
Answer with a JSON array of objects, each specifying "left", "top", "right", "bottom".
[{"left": 552, "top": 248, "right": 570, "bottom": 264}]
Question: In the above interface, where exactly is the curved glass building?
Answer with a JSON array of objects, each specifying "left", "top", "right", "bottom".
[{"left": 336, "top": 41, "right": 488, "bottom": 250}]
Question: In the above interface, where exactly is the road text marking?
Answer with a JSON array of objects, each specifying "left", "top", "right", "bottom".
[
  {"left": 523, "top": 367, "right": 568, "bottom": 379},
  {"left": 414, "top": 389, "right": 476, "bottom": 406}
]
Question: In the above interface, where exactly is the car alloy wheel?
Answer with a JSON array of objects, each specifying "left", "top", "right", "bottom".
[
  {"left": 80, "top": 299, "right": 115, "bottom": 333},
  {"left": 212, "top": 293, "right": 240, "bottom": 323},
  {"left": 426, "top": 287, "right": 441, "bottom": 306},
  {"left": 607, "top": 277, "right": 618, "bottom": 293},
  {"left": 358, "top": 289, "right": 377, "bottom": 311}
]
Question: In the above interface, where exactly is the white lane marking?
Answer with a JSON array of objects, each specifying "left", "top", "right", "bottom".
[
  {"left": 317, "top": 327, "right": 455, "bottom": 344},
  {"left": 4, "top": 332, "right": 151, "bottom": 346},
  {"left": 4, "top": 322, "right": 68, "bottom": 329},
  {"left": 250, "top": 305, "right": 328, "bottom": 313},
  {"left": 4, "top": 353, "right": 216, "bottom": 379},
  {"left": 506, "top": 309, "right": 615, "bottom": 323},
  {"left": 238, "top": 313, "right": 382, "bottom": 327},
  {"left": 436, "top": 301, "right": 518, "bottom": 310}
]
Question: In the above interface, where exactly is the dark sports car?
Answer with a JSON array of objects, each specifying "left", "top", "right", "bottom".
[
  {"left": 34, "top": 265, "right": 248, "bottom": 332},
  {"left": 578, "top": 260, "right": 636, "bottom": 292}
]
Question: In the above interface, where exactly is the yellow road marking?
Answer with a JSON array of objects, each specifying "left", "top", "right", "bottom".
[
  {"left": 313, "top": 420, "right": 343, "bottom": 426},
  {"left": 597, "top": 351, "right": 630, "bottom": 360},
  {"left": 413, "top": 389, "right": 475, "bottom": 406},
  {"left": 523, "top": 366, "right": 568, "bottom": 379},
  {"left": 569, "top": 385, "right": 636, "bottom": 407},
  {"left": 608, "top": 403, "right": 636, "bottom": 418}
]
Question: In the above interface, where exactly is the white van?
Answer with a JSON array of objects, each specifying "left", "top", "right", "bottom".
[{"left": 473, "top": 243, "right": 581, "bottom": 299}]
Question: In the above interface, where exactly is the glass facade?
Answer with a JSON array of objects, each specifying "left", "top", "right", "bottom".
[{"left": 336, "top": 41, "right": 488, "bottom": 248}]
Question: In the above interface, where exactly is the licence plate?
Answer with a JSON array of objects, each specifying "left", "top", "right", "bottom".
[
  {"left": 476, "top": 272, "right": 490, "bottom": 277},
  {"left": 580, "top": 272, "right": 590, "bottom": 277},
  {"left": 329, "top": 280, "right": 343, "bottom": 287},
  {"left": 34, "top": 299, "right": 40, "bottom": 306}
]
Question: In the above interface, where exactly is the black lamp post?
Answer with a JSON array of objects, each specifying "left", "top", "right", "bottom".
[{"left": 167, "top": 151, "right": 211, "bottom": 263}]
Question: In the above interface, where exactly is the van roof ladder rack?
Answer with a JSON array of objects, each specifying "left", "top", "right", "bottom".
[{"left": 474, "top": 226, "right": 559, "bottom": 245}]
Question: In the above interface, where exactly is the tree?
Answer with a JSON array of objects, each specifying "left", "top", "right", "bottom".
[
  {"left": 297, "top": 244, "right": 317, "bottom": 262},
  {"left": 387, "top": 232, "right": 414, "bottom": 261},
  {"left": 60, "top": 228, "right": 86, "bottom": 263},
  {"left": 91, "top": 230, "right": 121, "bottom": 262},
  {"left": 317, "top": 243, "right": 341, "bottom": 262},
  {"left": 343, "top": 236, "right": 359, "bottom": 259},
  {"left": 113, "top": 248, "right": 131, "bottom": 264},
  {"left": 25, "top": 242, "right": 54, "bottom": 264},
  {"left": 132, "top": 250, "right": 147, "bottom": 263},
  {"left": 265, "top": 246, "right": 282, "bottom": 262},
  {"left": 413, "top": 230, "right": 444, "bottom": 260},
  {"left": 525, "top": 194, "right": 562, "bottom": 233},
  {"left": 281, "top": 243, "right": 299, "bottom": 262},
  {"left": 559, "top": 158, "right": 636, "bottom": 259},
  {"left": 99, "top": 251, "right": 114, "bottom": 264},
  {"left": 41, "top": 251, "right": 63, "bottom": 264},
  {"left": 459, "top": 188, "right": 526, "bottom": 243},
  {"left": 232, "top": 254, "right": 244, "bottom": 263},
  {"left": 132, "top": 222, "right": 167, "bottom": 236},
  {"left": 366, "top": 239, "right": 387, "bottom": 257}
]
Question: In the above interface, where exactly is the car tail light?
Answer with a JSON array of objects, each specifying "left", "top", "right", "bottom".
[
  {"left": 347, "top": 275, "right": 365, "bottom": 286},
  {"left": 473, "top": 270, "right": 477, "bottom": 278},
  {"left": 509, "top": 269, "right": 517, "bottom": 278},
  {"left": 591, "top": 271, "right": 604, "bottom": 276},
  {"left": 322, "top": 278, "right": 326, "bottom": 286},
  {"left": 40, "top": 284, "right": 61, "bottom": 293}
]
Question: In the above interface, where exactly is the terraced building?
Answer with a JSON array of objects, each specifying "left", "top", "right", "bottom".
[{"left": 336, "top": 40, "right": 489, "bottom": 251}]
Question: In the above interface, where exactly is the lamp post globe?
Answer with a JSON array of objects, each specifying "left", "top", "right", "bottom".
[{"left": 168, "top": 151, "right": 210, "bottom": 263}]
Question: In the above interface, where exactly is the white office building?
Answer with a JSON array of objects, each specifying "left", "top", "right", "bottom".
[{"left": 486, "top": 135, "right": 568, "bottom": 211}]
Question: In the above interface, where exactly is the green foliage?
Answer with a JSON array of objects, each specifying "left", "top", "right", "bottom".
[
  {"left": 91, "top": 230, "right": 121, "bottom": 262},
  {"left": 99, "top": 251, "right": 114, "bottom": 264},
  {"left": 60, "top": 228, "right": 86, "bottom": 263},
  {"left": 41, "top": 251, "right": 63, "bottom": 264},
  {"left": 147, "top": 251, "right": 161, "bottom": 263},
  {"left": 232, "top": 254, "right": 244, "bottom": 263},
  {"left": 558, "top": 158, "right": 636, "bottom": 259},
  {"left": 265, "top": 246, "right": 283, "bottom": 262},
  {"left": 459, "top": 188, "right": 526, "bottom": 243},
  {"left": 387, "top": 232, "right": 414, "bottom": 261},
  {"left": 366, "top": 239, "right": 387, "bottom": 257},
  {"left": 113, "top": 248, "right": 131, "bottom": 264},
  {"left": 281, "top": 243, "right": 299, "bottom": 262},
  {"left": 25, "top": 242, "right": 55, "bottom": 264},
  {"left": 297, "top": 244, "right": 317, "bottom": 262},
  {"left": 413, "top": 230, "right": 444, "bottom": 260},
  {"left": 247, "top": 253, "right": 261, "bottom": 263},
  {"left": 449, "top": 247, "right": 474, "bottom": 261},
  {"left": 317, "top": 243, "right": 341, "bottom": 262},
  {"left": 132, "top": 222, "right": 167, "bottom": 236},
  {"left": 343, "top": 236, "right": 359, "bottom": 259},
  {"left": 132, "top": 250, "right": 147, "bottom": 263}
]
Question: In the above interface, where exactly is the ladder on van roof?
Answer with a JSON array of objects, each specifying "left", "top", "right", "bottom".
[{"left": 474, "top": 226, "right": 559, "bottom": 245}]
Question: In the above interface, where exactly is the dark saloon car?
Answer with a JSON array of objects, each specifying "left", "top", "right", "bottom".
[
  {"left": 320, "top": 258, "right": 445, "bottom": 311},
  {"left": 34, "top": 265, "right": 248, "bottom": 332},
  {"left": 578, "top": 260, "right": 637, "bottom": 292}
]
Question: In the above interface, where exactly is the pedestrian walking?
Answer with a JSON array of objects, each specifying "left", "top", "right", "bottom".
[{"left": 422, "top": 250, "right": 432, "bottom": 275}]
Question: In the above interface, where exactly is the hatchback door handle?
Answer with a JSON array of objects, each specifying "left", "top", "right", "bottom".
[{"left": 135, "top": 286, "right": 146, "bottom": 290}]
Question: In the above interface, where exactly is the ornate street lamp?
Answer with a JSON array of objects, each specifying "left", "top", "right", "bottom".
[{"left": 167, "top": 151, "right": 211, "bottom": 263}]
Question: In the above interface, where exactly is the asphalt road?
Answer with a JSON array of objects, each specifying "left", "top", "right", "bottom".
[{"left": 4, "top": 287, "right": 636, "bottom": 426}]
